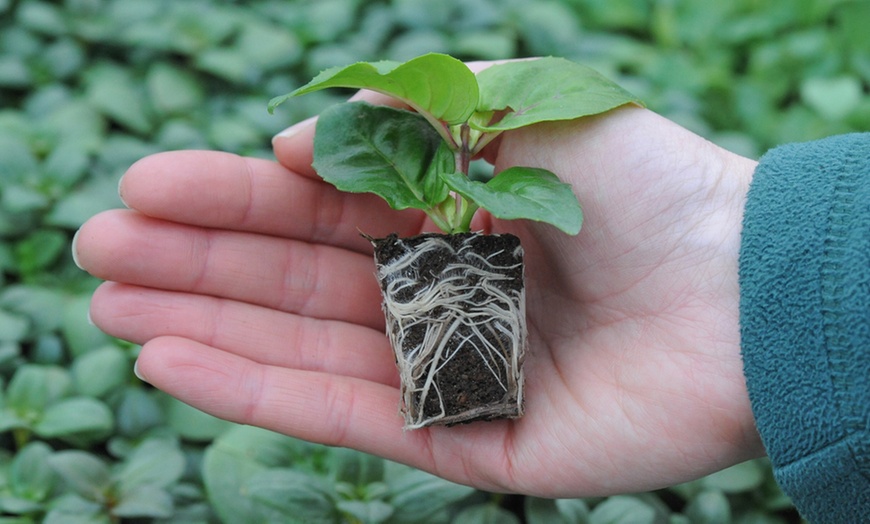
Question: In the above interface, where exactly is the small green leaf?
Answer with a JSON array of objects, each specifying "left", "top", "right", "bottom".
[
  {"left": 84, "top": 62, "right": 153, "bottom": 134},
  {"left": 115, "top": 387, "right": 164, "bottom": 438},
  {"left": 800, "top": 76, "right": 862, "bottom": 121},
  {"left": 0, "top": 309, "right": 29, "bottom": 343},
  {"left": 245, "top": 469, "right": 337, "bottom": 521},
  {"left": 72, "top": 346, "right": 129, "bottom": 398},
  {"left": 699, "top": 460, "right": 765, "bottom": 493},
  {"left": 441, "top": 167, "right": 582, "bottom": 235},
  {"left": 146, "top": 63, "right": 204, "bottom": 116},
  {"left": 387, "top": 468, "right": 475, "bottom": 523},
  {"left": 6, "top": 365, "right": 72, "bottom": 419},
  {"left": 111, "top": 485, "right": 173, "bottom": 519},
  {"left": 588, "top": 495, "right": 657, "bottom": 524},
  {"left": 117, "top": 438, "right": 186, "bottom": 493},
  {"left": 34, "top": 397, "right": 113, "bottom": 442},
  {"left": 47, "top": 451, "right": 111, "bottom": 503},
  {"left": 9, "top": 442, "right": 56, "bottom": 502},
  {"left": 271, "top": 53, "right": 479, "bottom": 125},
  {"left": 328, "top": 447, "right": 385, "bottom": 487},
  {"left": 455, "top": 503, "right": 521, "bottom": 524},
  {"left": 526, "top": 497, "right": 589, "bottom": 524},
  {"left": 475, "top": 58, "right": 642, "bottom": 131},
  {"left": 336, "top": 500, "right": 394, "bottom": 524},
  {"left": 166, "top": 396, "right": 233, "bottom": 442},
  {"left": 683, "top": 490, "right": 731, "bottom": 524},
  {"left": 313, "top": 102, "right": 449, "bottom": 210}
]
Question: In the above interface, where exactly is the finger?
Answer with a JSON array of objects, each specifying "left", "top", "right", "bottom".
[
  {"left": 121, "top": 150, "right": 425, "bottom": 252},
  {"left": 75, "top": 210, "right": 386, "bottom": 328},
  {"left": 91, "top": 282, "right": 399, "bottom": 387},
  {"left": 135, "top": 338, "right": 430, "bottom": 467},
  {"left": 134, "top": 337, "right": 514, "bottom": 490},
  {"left": 272, "top": 90, "right": 409, "bottom": 179}
]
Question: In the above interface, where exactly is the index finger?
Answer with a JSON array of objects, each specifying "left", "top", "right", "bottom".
[{"left": 121, "top": 150, "right": 426, "bottom": 253}]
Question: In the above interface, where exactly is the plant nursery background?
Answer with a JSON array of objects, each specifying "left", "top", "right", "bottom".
[{"left": 0, "top": 0, "right": 866, "bottom": 522}]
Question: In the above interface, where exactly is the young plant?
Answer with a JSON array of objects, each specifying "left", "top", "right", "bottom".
[{"left": 270, "top": 54, "right": 641, "bottom": 428}]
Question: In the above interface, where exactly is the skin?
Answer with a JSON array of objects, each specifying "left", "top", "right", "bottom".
[{"left": 74, "top": 87, "right": 763, "bottom": 497}]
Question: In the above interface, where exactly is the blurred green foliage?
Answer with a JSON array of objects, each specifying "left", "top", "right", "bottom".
[{"left": 1, "top": 0, "right": 864, "bottom": 521}]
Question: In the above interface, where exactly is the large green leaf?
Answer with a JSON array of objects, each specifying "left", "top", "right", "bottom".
[
  {"left": 474, "top": 57, "right": 642, "bottom": 131},
  {"left": 270, "top": 53, "right": 479, "bottom": 125},
  {"left": 441, "top": 167, "right": 582, "bottom": 235},
  {"left": 312, "top": 102, "right": 450, "bottom": 210}
]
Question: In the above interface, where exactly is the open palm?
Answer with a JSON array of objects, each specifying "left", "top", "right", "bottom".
[{"left": 75, "top": 105, "right": 762, "bottom": 498}]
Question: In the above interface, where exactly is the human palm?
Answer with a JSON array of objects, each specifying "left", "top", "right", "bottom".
[{"left": 75, "top": 105, "right": 762, "bottom": 498}]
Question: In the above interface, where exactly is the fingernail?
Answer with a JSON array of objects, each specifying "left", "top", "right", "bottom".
[
  {"left": 71, "top": 228, "right": 84, "bottom": 270},
  {"left": 86, "top": 307, "right": 95, "bottom": 326},
  {"left": 118, "top": 175, "right": 129, "bottom": 208},
  {"left": 271, "top": 116, "right": 316, "bottom": 145},
  {"left": 133, "top": 359, "right": 148, "bottom": 383}
]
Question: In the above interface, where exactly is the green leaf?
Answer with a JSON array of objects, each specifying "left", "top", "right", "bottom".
[
  {"left": 699, "top": 460, "right": 765, "bottom": 493},
  {"left": 34, "top": 397, "right": 113, "bottom": 442},
  {"left": 525, "top": 497, "right": 589, "bottom": 524},
  {"left": 203, "top": 426, "right": 318, "bottom": 523},
  {"left": 588, "top": 495, "right": 657, "bottom": 524},
  {"left": 13, "top": 229, "right": 67, "bottom": 276},
  {"left": 43, "top": 493, "right": 110, "bottom": 524},
  {"left": 165, "top": 396, "right": 233, "bottom": 442},
  {"left": 115, "top": 387, "right": 164, "bottom": 438},
  {"left": 146, "top": 63, "right": 204, "bottom": 116},
  {"left": 84, "top": 62, "right": 153, "bottom": 134},
  {"left": 117, "top": 438, "right": 185, "bottom": 493},
  {"left": 111, "top": 485, "right": 173, "bottom": 519},
  {"left": 0, "top": 309, "right": 29, "bottom": 343},
  {"left": 441, "top": 167, "right": 583, "bottom": 235},
  {"left": 800, "top": 76, "right": 862, "bottom": 121},
  {"left": 474, "top": 57, "right": 642, "bottom": 131},
  {"left": 312, "top": 102, "right": 450, "bottom": 210},
  {"left": 328, "top": 447, "right": 385, "bottom": 487},
  {"left": 47, "top": 451, "right": 111, "bottom": 503},
  {"left": 455, "top": 503, "right": 521, "bottom": 524},
  {"left": 271, "top": 53, "right": 479, "bottom": 125},
  {"left": 245, "top": 469, "right": 337, "bottom": 521},
  {"left": 6, "top": 365, "right": 72, "bottom": 420},
  {"left": 337, "top": 500, "right": 393, "bottom": 524},
  {"left": 387, "top": 468, "right": 475, "bottom": 523},
  {"left": 72, "top": 346, "right": 129, "bottom": 398},
  {"left": 0, "top": 285, "right": 66, "bottom": 333},
  {"left": 61, "top": 295, "right": 113, "bottom": 358},
  {"left": 683, "top": 490, "right": 731, "bottom": 524},
  {"left": 9, "top": 442, "right": 56, "bottom": 502}
]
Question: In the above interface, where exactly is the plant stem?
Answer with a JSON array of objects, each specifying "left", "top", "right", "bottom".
[
  {"left": 457, "top": 199, "right": 479, "bottom": 232},
  {"left": 452, "top": 123, "right": 474, "bottom": 232},
  {"left": 13, "top": 427, "right": 30, "bottom": 449}
]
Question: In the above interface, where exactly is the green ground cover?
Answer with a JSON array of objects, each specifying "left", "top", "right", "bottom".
[{"left": 1, "top": 0, "right": 865, "bottom": 521}]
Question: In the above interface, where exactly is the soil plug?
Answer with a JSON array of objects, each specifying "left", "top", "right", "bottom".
[{"left": 372, "top": 233, "right": 526, "bottom": 428}]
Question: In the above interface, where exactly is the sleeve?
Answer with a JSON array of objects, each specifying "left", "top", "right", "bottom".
[{"left": 739, "top": 133, "right": 870, "bottom": 523}]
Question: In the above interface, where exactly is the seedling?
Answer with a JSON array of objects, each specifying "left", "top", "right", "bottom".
[{"left": 270, "top": 53, "right": 641, "bottom": 429}]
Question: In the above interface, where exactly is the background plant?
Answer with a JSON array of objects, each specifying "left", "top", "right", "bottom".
[{"left": 2, "top": 0, "right": 865, "bottom": 521}]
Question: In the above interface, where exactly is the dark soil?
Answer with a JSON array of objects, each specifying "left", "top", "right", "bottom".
[{"left": 371, "top": 232, "right": 526, "bottom": 427}]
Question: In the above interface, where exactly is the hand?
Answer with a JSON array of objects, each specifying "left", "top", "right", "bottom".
[{"left": 74, "top": 97, "right": 762, "bottom": 497}]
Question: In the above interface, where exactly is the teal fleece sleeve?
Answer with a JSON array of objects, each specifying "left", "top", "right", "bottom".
[{"left": 739, "top": 133, "right": 870, "bottom": 523}]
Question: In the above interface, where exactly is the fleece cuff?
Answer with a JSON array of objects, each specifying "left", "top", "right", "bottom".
[{"left": 739, "top": 133, "right": 870, "bottom": 523}]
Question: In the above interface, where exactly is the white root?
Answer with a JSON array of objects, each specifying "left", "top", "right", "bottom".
[{"left": 373, "top": 234, "right": 527, "bottom": 429}]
